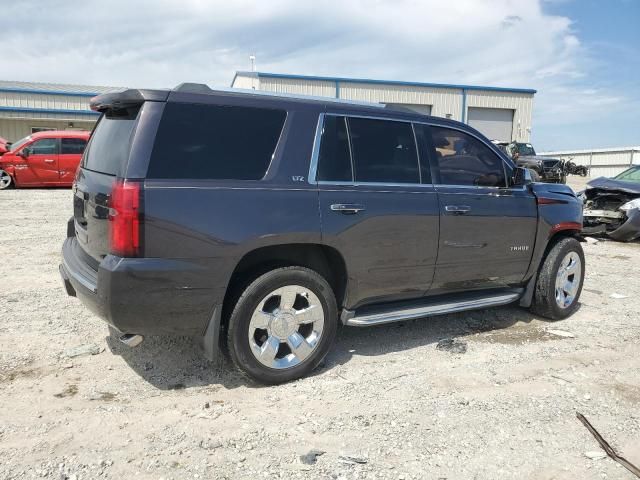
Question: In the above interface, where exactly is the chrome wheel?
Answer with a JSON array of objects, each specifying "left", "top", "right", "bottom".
[
  {"left": 555, "top": 251, "right": 582, "bottom": 309},
  {"left": 248, "top": 285, "right": 325, "bottom": 370},
  {"left": 0, "top": 169, "right": 12, "bottom": 189}
]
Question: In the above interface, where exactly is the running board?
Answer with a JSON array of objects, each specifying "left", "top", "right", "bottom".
[{"left": 342, "top": 290, "right": 523, "bottom": 327}]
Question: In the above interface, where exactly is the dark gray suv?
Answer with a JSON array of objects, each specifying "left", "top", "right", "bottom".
[{"left": 60, "top": 84, "right": 585, "bottom": 384}]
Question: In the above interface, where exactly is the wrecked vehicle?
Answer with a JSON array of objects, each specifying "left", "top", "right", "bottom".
[
  {"left": 580, "top": 165, "right": 640, "bottom": 242},
  {"left": 493, "top": 141, "right": 567, "bottom": 183}
]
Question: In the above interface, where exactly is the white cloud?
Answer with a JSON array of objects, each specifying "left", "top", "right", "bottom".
[{"left": 1, "top": 0, "right": 636, "bottom": 148}]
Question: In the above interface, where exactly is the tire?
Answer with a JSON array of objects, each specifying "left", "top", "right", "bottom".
[
  {"left": 0, "top": 169, "right": 13, "bottom": 190},
  {"left": 530, "top": 237, "right": 585, "bottom": 320},
  {"left": 227, "top": 266, "right": 338, "bottom": 384}
]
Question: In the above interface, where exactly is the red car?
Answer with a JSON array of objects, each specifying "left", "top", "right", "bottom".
[
  {"left": 0, "top": 130, "right": 90, "bottom": 189},
  {"left": 0, "top": 136, "right": 9, "bottom": 156}
]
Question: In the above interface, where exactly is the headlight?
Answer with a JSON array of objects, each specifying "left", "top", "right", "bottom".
[{"left": 620, "top": 198, "right": 640, "bottom": 212}]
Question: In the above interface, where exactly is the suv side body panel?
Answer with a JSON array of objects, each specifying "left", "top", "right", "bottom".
[
  {"left": 60, "top": 87, "right": 583, "bottom": 347},
  {"left": 67, "top": 94, "right": 325, "bottom": 335}
]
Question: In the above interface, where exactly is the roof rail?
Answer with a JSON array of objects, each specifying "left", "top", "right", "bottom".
[{"left": 173, "top": 83, "right": 214, "bottom": 94}]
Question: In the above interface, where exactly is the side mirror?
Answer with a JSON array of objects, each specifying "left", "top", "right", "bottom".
[
  {"left": 512, "top": 167, "right": 533, "bottom": 186},
  {"left": 19, "top": 147, "right": 30, "bottom": 158}
]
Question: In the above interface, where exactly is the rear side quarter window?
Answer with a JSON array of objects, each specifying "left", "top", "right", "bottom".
[{"left": 147, "top": 103, "right": 286, "bottom": 181}]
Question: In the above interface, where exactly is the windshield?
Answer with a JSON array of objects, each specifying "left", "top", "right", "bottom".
[
  {"left": 8, "top": 136, "right": 31, "bottom": 153},
  {"left": 516, "top": 143, "right": 536, "bottom": 156},
  {"left": 614, "top": 166, "right": 640, "bottom": 183}
]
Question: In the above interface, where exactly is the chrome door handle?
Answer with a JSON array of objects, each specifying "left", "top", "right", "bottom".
[
  {"left": 445, "top": 205, "right": 471, "bottom": 214},
  {"left": 330, "top": 203, "right": 366, "bottom": 214},
  {"left": 44, "top": 158, "right": 55, "bottom": 163}
]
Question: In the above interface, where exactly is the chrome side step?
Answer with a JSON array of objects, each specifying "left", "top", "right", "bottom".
[{"left": 343, "top": 290, "right": 523, "bottom": 327}]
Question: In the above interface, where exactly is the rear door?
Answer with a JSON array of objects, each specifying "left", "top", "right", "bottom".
[
  {"left": 59, "top": 137, "right": 88, "bottom": 185},
  {"left": 18, "top": 137, "right": 59, "bottom": 185},
  {"left": 425, "top": 125, "right": 537, "bottom": 292},
  {"left": 315, "top": 114, "right": 440, "bottom": 309}
]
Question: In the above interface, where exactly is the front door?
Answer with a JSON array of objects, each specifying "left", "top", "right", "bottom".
[
  {"left": 314, "top": 114, "right": 440, "bottom": 309},
  {"left": 59, "top": 137, "right": 88, "bottom": 185},
  {"left": 17, "top": 138, "right": 59, "bottom": 185},
  {"left": 425, "top": 125, "right": 537, "bottom": 292}
]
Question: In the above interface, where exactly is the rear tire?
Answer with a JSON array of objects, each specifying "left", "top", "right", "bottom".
[
  {"left": 0, "top": 169, "right": 13, "bottom": 190},
  {"left": 227, "top": 266, "right": 337, "bottom": 384},
  {"left": 530, "top": 237, "right": 585, "bottom": 320}
]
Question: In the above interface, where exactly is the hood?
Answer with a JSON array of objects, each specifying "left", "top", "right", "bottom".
[{"left": 586, "top": 177, "right": 640, "bottom": 196}]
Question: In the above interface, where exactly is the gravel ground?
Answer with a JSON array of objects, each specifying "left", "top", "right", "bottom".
[{"left": 1, "top": 184, "right": 639, "bottom": 480}]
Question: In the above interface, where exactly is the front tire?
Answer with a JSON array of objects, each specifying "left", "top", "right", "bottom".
[
  {"left": 530, "top": 237, "right": 585, "bottom": 320},
  {"left": 227, "top": 266, "right": 338, "bottom": 384},
  {"left": 0, "top": 169, "right": 13, "bottom": 190}
]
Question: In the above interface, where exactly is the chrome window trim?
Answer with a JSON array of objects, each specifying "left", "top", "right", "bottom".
[
  {"left": 307, "top": 112, "right": 518, "bottom": 189},
  {"left": 411, "top": 122, "right": 423, "bottom": 184},
  {"left": 344, "top": 116, "right": 356, "bottom": 182},
  {"left": 307, "top": 112, "right": 324, "bottom": 184}
]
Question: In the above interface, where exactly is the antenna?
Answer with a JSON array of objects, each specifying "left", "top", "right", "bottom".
[{"left": 249, "top": 54, "right": 256, "bottom": 72}]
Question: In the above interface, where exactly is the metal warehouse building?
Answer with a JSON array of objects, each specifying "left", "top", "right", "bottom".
[
  {"left": 0, "top": 81, "right": 119, "bottom": 142},
  {"left": 1, "top": 73, "right": 536, "bottom": 144},
  {"left": 232, "top": 71, "right": 536, "bottom": 142}
]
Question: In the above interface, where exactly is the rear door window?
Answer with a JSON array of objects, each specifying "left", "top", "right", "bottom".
[
  {"left": 61, "top": 138, "right": 87, "bottom": 154},
  {"left": 83, "top": 111, "right": 138, "bottom": 176},
  {"left": 347, "top": 117, "right": 419, "bottom": 184},
  {"left": 147, "top": 102, "right": 286, "bottom": 180},
  {"left": 317, "top": 116, "right": 352, "bottom": 182}
]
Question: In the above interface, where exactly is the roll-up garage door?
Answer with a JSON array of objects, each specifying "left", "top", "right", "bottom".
[
  {"left": 385, "top": 103, "right": 432, "bottom": 116},
  {"left": 467, "top": 107, "right": 514, "bottom": 142}
]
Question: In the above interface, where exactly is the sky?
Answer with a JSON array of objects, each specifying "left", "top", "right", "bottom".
[{"left": 1, "top": 0, "right": 638, "bottom": 150}]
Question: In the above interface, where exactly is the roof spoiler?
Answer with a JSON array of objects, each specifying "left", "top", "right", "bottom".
[{"left": 90, "top": 89, "right": 170, "bottom": 112}]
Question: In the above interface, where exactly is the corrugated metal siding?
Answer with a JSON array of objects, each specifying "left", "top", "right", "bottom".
[
  {"left": 0, "top": 118, "right": 95, "bottom": 142},
  {"left": 540, "top": 148, "right": 640, "bottom": 178},
  {"left": 465, "top": 90, "right": 533, "bottom": 142},
  {"left": 339, "top": 82, "right": 462, "bottom": 120},
  {"left": 232, "top": 75, "right": 259, "bottom": 90},
  {"left": 233, "top": 73, "right": 535, "bottom": 140},
  {"left": 0, "top": 91, "right": 93, "bottom": 112},
  {"left": 0, "top": 80, "right": 119, "bottom": 94},
  {"left": 259, "top": 77, "right": 337, "bottom": 97}
]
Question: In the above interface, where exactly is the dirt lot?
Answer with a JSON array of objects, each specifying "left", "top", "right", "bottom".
[{"left": 1, "top": 183, "right": 639, "bottom": 480}]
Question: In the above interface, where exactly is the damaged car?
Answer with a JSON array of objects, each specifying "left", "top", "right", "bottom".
[
  {"left": 580, "top": 165, "right": 640, "bottom": 242},
  {"left": 493, "top": 141, "right": 566, "bottom": 183}
]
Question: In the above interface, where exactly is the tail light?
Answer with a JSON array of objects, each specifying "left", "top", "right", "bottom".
[{"left": 109, "top": 180, "right": 142, "bottom": 257}]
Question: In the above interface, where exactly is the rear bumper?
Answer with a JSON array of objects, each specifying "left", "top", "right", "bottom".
[{"left": 60, "top": 237, "right": 219, "bottom": 336}]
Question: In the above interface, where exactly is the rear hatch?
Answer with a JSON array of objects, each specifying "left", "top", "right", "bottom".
[{"left": 73, "top": 107, "right": 140, "bottom": 267}]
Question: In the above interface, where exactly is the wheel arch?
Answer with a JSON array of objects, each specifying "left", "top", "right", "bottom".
[
  {"left": 520, "top": 227, "right": 583, "bottom": 308},
  {"left": 221, "top": 243, "right": 348, "bottom": 329}
]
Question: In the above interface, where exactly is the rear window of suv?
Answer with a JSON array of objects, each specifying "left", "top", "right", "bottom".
[
  {"left": 147, "top": 102, "right": 286, "bottom": 180},
  {"left": 83, "top": 109, "right": 138, "bottom": 176}
]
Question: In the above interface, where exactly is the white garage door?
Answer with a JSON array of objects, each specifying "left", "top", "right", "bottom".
[
  {"left": 467, "top": 107, "right": 514, "bottom": 142},
  {"left": 385, "top": 103, "right": 432, "bottom": 116}
]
